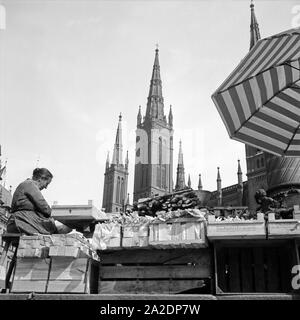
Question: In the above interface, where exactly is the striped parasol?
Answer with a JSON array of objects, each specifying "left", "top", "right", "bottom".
[{"left": 212, "top": 27, "right": 300, "bottom": 157}]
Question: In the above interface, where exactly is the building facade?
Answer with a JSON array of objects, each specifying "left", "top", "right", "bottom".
[{"left": 245, "top": 1, "right": 300, "bottom": 210}]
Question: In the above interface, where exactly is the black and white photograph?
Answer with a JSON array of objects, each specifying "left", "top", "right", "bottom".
[{"left": 0, "top": 0, "right": 300, "bottom": 314}]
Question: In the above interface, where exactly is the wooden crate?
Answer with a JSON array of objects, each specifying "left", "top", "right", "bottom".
[
  {"left": 0, "top": 237, "right": 17, "bottom": 290},
  {"left": 47, "top": 257, "right": 91, "bottom": 293},
  {"left": 17, "top": 235, "right": 52, "bottom": 258},
  {"left": 11, "top": 258, "right": 51, "bottom": 293},
  {"left": 48, "top": 233, "right": 94, "bottom": 258},
  {"left": 122, "top": 223, "right": 149, "bottom": 248},
  {"left": 207, "top": 213, "right": 266, "bottom": 240},
  {"left": 92, "top": 223, "right": 122, "bottom": 250},
  {"left": 268, "top": 213, "right": 300, "bottom": 239},
  {"left": 98, "top": 248, "right": 212, "bottom": 294},
  {"left": 149, "top": 217, "right": 207, "bottom": 248},
  {"left": 214, "top": 241, "right": 295, "bottom": 294}
]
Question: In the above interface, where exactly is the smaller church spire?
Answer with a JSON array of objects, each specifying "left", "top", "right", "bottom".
[
  {"left": 250, "top": 0, "right": 261, "bottom": 50},
  {"left": 105, "top": 152, "right": 110, "bottom": 169},
  {"left": 187, "top": 174, "right": 191, "bottom": 189},
  {"left": 237, "top": 159, "right": 243, "bottom": 185},
  {"left": 198, "top": 174, "right": 203, "bottom": 191},
  {"left": 137, "top": 106, "right": 142, "bottom": 126},
  {"left": 125, "top": 150, "right": 129, "bottom": 170},
  {"left": 217, "top": 167, "right": 222, "bottom": 206},
  {"left": 168, "top": 105, "right": 173, "bottom": 128},
  {"left": 125, "top": 193, "right": 130, "bottom": 206},
  {"left": 112, "top": 113, "right": 123, "bottom": 166},
  {"left": 175, "top": 140, "right": 186, "bottom": 191}
]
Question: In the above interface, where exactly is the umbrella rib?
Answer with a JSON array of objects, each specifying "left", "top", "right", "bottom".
[
  {"left": 282, "top": 62, "right": 300, "bottom": 72},
  {"left": 217, "top": 60, "right": 300, "bottom": 94},
  {"left": 284, "top": 123, "right": 300, "bottom": 155}
]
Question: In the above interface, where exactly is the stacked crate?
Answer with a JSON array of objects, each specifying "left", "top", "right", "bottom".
[
  {"left": 207, "top": 212, "right": 266, "bottom": 240},
  {"left": 149, "top": 217, "right": 207, "bottom": 249},
  {"left": 11, "top": 233, "right": 100, "bottom": 294},
  {"left": 267, "top": 206, "right": 300, "bottom": 239},
  {"left": 47, "top": 233, "right": 98, "bottom": 293},
  {"left": 122, "top": 222, "right": 149, "bottom": 248},
  {"left": 11, "top": 235, "right": 52, "bottom": 293}
]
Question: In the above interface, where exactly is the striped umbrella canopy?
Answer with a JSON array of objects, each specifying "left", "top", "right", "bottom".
[{"left": 212, "top": 27, "right": 300, "bottom": 157}]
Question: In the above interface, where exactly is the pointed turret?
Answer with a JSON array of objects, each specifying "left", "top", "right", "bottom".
[
  {"left": 217, "top": 167, "right": 222, "bottom": 206},
  {"left": 250, "top": 0, "right": 261, "bottom": 50},
  {"left": 125, "top": 193, "right": 130, "bottom": 206},
  {"left": 145, "top": 48, "right": 165, "bottom": 122},
  {"left": 105, "top": 152, "right": 110, "bottom": 169},
  {"left": 187, "top": 174, "right": 191, "bottom": 189},
  {"left": 175, "top": 140, "right": 186, "bottom": 191},
  {"left": 237, "top": 159, "right": 243, "bottom": 185},
  {"left": 168, "top": 105, "right": 173, "bottom": 128},
  {"left": 198, "top": 174, "right": 203, "bottom": 191},
  {"left": 125, "top": 150, "right": 129, "bottom": 170},
  {"left": 111, "top": 113, "right": 123, "bottom": 166},
  {"left": 137, "top": 106, "right": 142, "bottom": 126}
]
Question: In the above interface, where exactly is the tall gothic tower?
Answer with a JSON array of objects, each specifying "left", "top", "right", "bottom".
[
  {"left": 133, "top": 48, "right": 174, "bottom": 201},
  {"left": 102, "top": 114, "right": 129, "bottom": 213}
]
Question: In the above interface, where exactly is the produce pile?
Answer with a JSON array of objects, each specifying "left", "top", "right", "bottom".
[
  {"left": 212, "top": 208, "right": 257, "bottom": 221},
  {"left": 131, "top": 189, "right": 201, "bottom": 217}
]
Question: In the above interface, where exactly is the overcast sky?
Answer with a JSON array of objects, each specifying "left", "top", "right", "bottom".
[{"left": 0, "top": 0, "right": 299, "bottom": 209}]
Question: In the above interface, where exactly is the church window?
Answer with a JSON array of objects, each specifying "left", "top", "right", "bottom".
[
  {"left": 116, "top": 177, "right": 120, "bottom": 203},
  {"left": 261, "top": 157, "right": 264, "bottom": 167},
  {"left": 257, "top": 159, "right": 260, "bottom": 169},
  {"left": 120, "top": 178, "right": 124, "bottom": 205},
  {"left": 159, "top": 137, "right": 162, "bottom": 165}
]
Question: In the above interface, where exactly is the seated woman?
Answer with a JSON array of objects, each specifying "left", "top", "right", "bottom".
[{"left": 6, "top": 168, "right": 71, "bottom": 235}]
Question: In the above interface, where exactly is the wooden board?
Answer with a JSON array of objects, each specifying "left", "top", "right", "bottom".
[
  {"left": 11, "top": 280, "right": 48, "bottom": 293},
  {"left": 228, "top": 248, "right": 240, "bottom": 292},
  {"left": 100, "top": 265, "right": 210, "bottom": 279},
  {"left": 11, "top": 258, "right": 51, "bottom": 293},
  {"left": 49, "top": 258, "right": 88, "bottom": 281},
  {"left": 240, "top": 248, "right": 253, "bottom": 292},
  {"left": 215, "top": 246, "right": 227, "bottom": 293},
  {"left": 13, "top": 258, "right": 51, "bottom": 281},
  {"left": 268, "top": 213, "right": 300, "bottom": 239},
  {"left": 47, "top": 280, "right": 87, "bottom": 293},
  {"left": 99, "top": 279, "right": 206, "bottom": 294},
  {"left": 253, "top": 247, "right": 266, "bottom": 292},
  {"left": 47, "top": 257, "right": 90, "bottom": 293},
  {"left": 207, "top": 213, "right": 266, "bottom": 240},
  {"left": 149, "top": 219, "right": 207, "bottom": 248},
  {"left": 99, "top": 248, "right": 211, "bottom": 266},
  {"left": 215, "top": 242, "right": 295, "bottom": 294}
]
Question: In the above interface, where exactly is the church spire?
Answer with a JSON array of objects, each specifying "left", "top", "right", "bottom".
[
  {"left": 125, "top": 150, "right": 129, "bottom": 170},
  {"left": 175, "top": 140, "right": 186, "bottom": 191},
  {"left": 217, "top": 167, "right": 222, "bottom": 206},
  {"left": 111, "top": 113, "right": 123, "bottom": 166},
  {"left": 198, "top": 174, "right": 203, "bottom": 191},
  {"left": 105, "top": 152, "right": 110, "bottom": 169},
  {"left": 250, "top": 0, "right": 261, "bottom": 50},
  {"left": 145, "top": 47, "right": 165, "bottom": 122},
  {"left": 137, "top": 106, "right": 142, "bottom": 126},
  {"left": 187, "top": 174, "right": 191, "bottom": 189},
  {"left": 168, "top": 105, "right": 173, "bottom": 128},
  {"left": 237, "top": 159, "right": 243, "bottom": 185}
]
